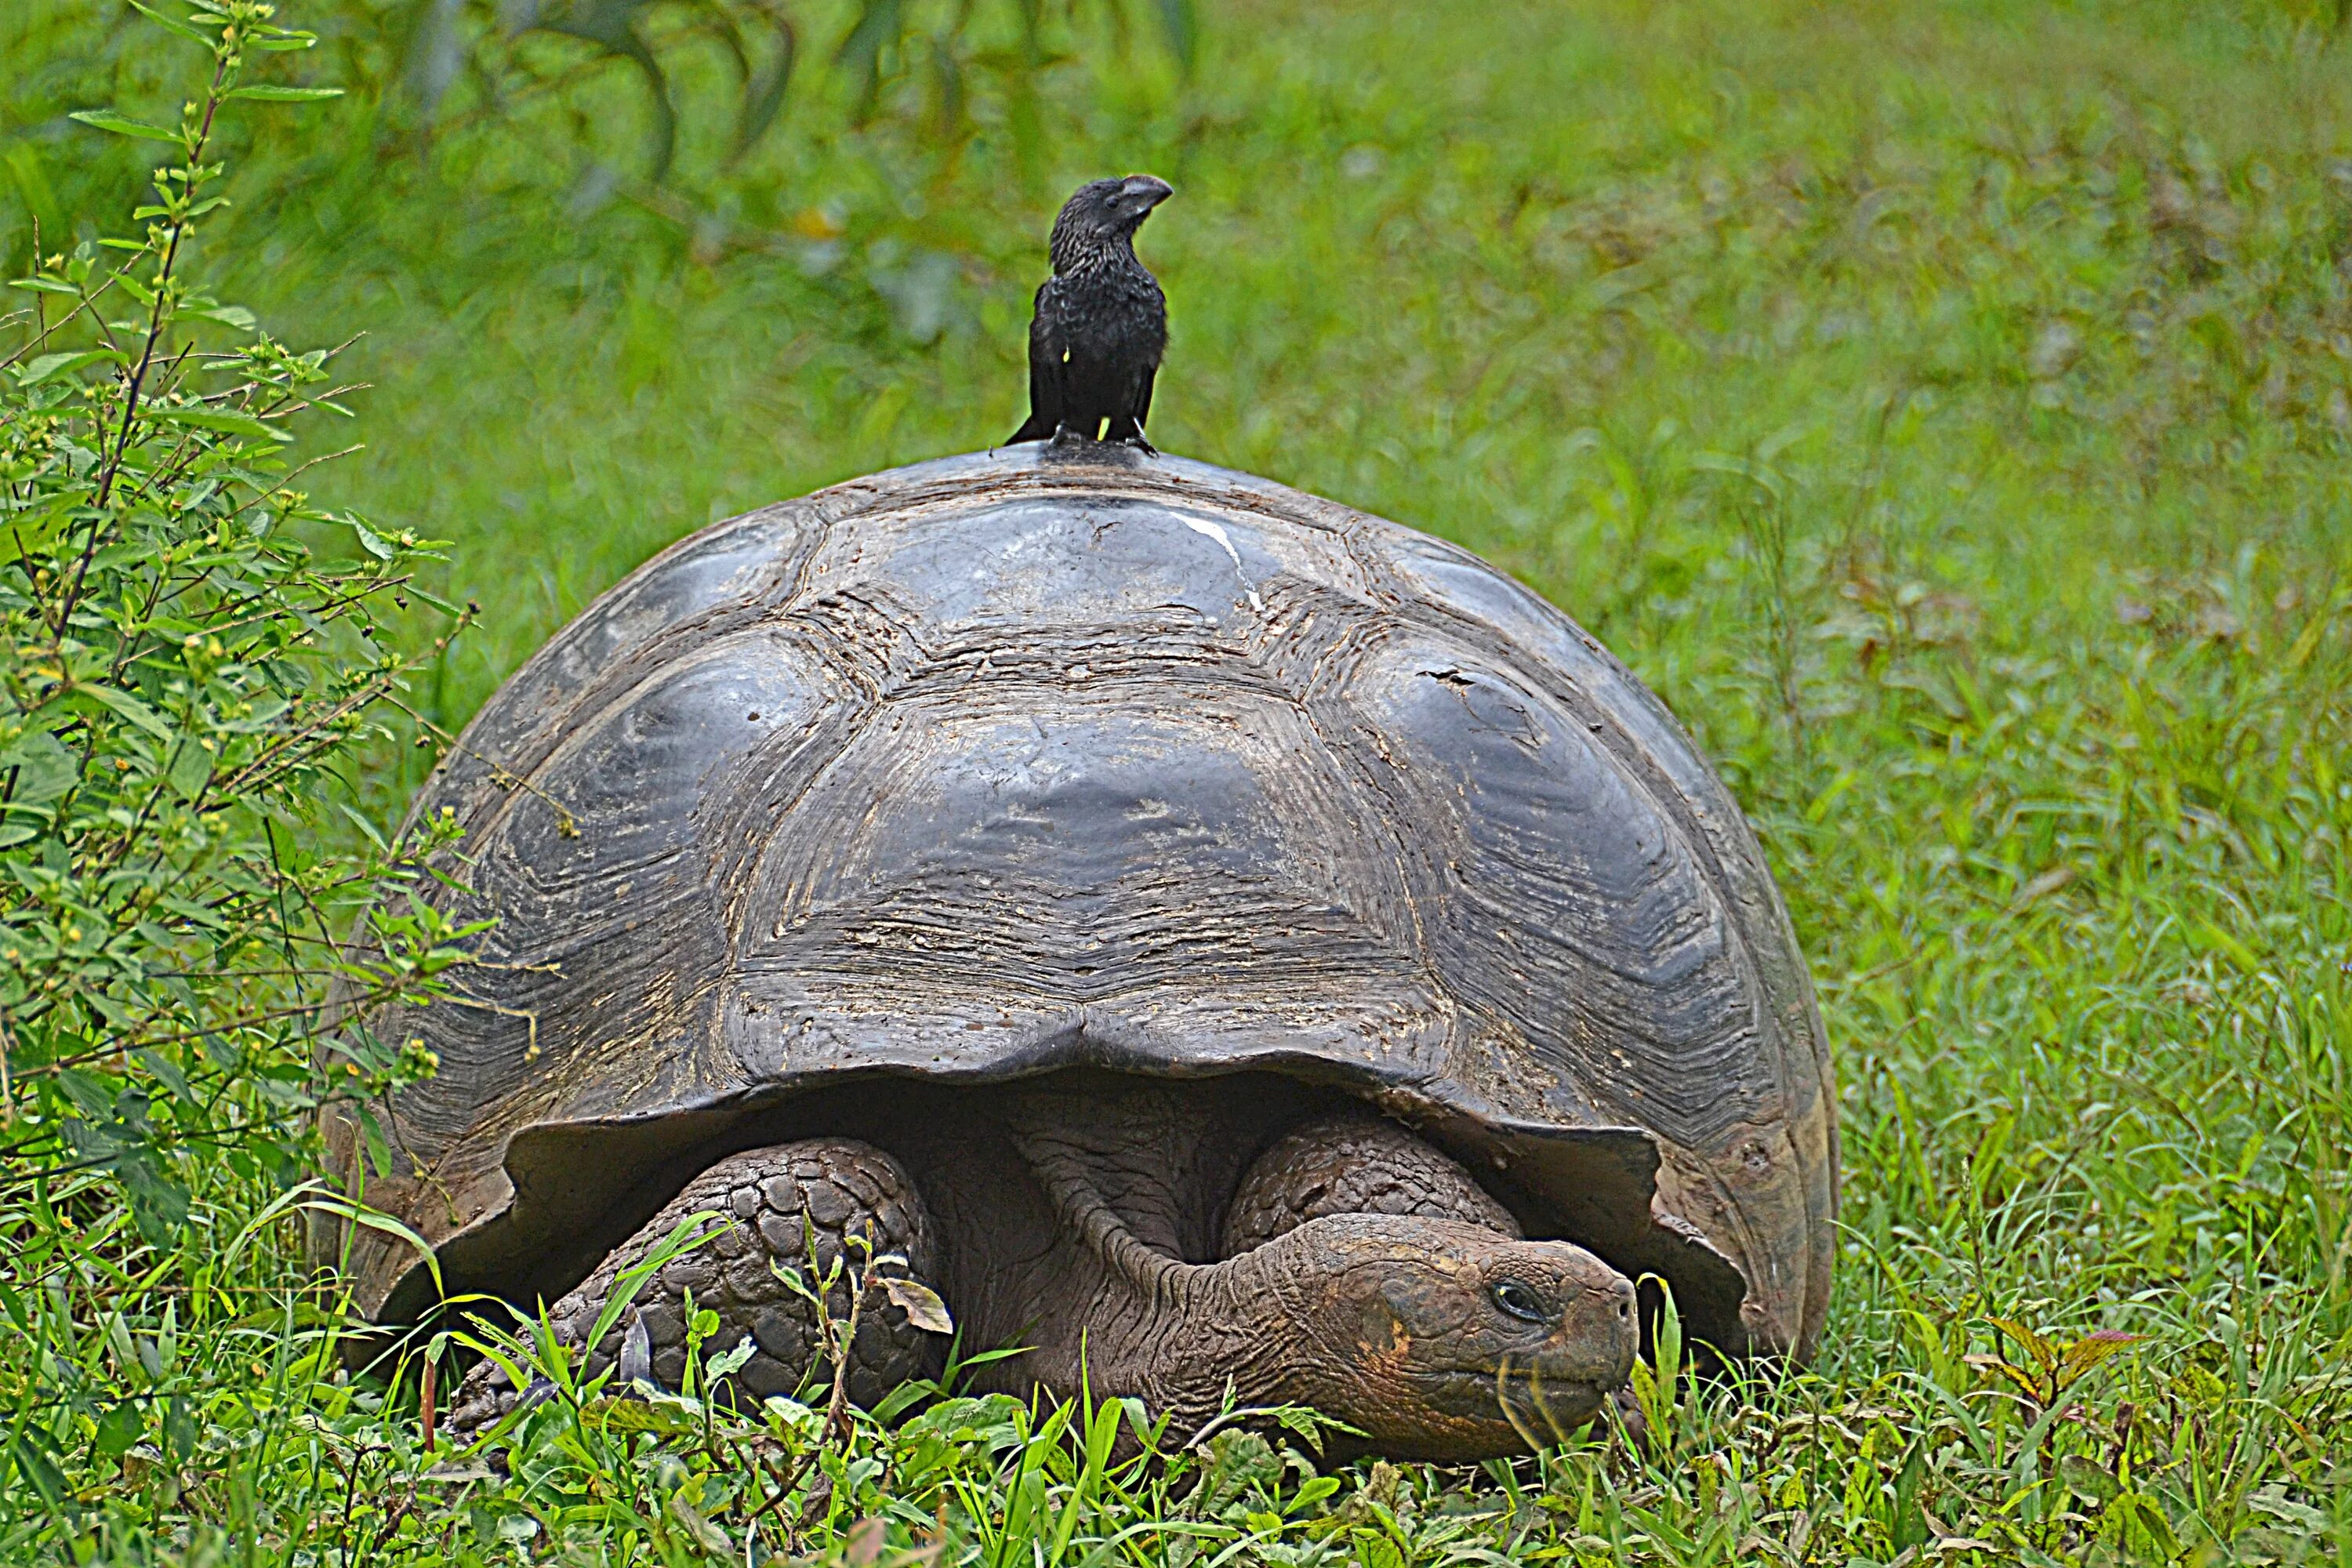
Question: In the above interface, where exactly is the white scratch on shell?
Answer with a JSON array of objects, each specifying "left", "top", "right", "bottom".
[{"left": 1182, "top": 517, "right": 1265, "bottom": 612}]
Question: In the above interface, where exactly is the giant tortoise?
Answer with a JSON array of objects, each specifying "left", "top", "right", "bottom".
[{"left": 315, "top": 445, "right": 1836, "bottom": 1458}]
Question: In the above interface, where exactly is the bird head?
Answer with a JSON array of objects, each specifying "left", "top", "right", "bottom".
[{"left": 1047, "top": 174, "right": 1174, "bottom": 273}]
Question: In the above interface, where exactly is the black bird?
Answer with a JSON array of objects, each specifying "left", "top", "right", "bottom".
[{"left": 1007, "top": 174, "right": 1173, "bottom": 452}]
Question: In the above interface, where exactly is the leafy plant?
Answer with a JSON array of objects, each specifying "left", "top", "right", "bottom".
[
  {"left": 0, "top": 0, "right": 476, "bottom": 1534},
  {"left": 396, "top": 0, "right": 1198, "bottom": 187},
  {"left": 1969, "top": 1318, "right": 2147, "bottom": 1416}
]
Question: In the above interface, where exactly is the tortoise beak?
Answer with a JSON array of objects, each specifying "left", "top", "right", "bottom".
[{"left": 1119, "top": 174, "right": 1174, "bottom": 213}]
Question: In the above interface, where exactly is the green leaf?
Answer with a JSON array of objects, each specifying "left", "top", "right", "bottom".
[
  {"left": 186, "top": 303, "right": 257, "bottom": 330},
  {"left": 5, "top": 143, "right": 64, "bottom": 254},
  {"left": 705, "top": 1330, "right": 758, "bottom": 1381},
  {"left": 5, "top": 1429, "right": 67, "bottom": 1509},
  {"left": 168, "top": 739, "right": 212, "bottom": 804},
  {"left": 730, "top": 15, "right": 797, "bottom": 162},
  {"left": 1965, "top": 1352, "right": 2048, "bottom": 1404},
  {"left": 2192, "top": 917, "right": 2263, "bottom": 975},
  {"left": 1987, "top": 1316, "right": 2058, "bottom": 1374},
  {"left": 0, "top": 496, "right": 82, "bottom": 566},
  {"left": 224, "top": 1302, "right": 342, "bottom": 1332},
  {"left": 2060, "top": 1453, "right": 2119, "bottom": 1504},
  {"left": 883, "top": 1276, "right": 954, "bottom": 1334},
  {"left": 224, "top": 85, "right": 345, "bottom": 102},
  {"left": 579, "top": 1396, "right": 696, "bottom": 1436},
  {"left": 162, "top": 1396, "right": 198, "bottom": 1461},
  {"left": 67, "top": 109, "right": 183, "bottom": 143},
  {"left": 1286, "top": 1475, "right": 1341, "bottom": 1515},
  {"left": 120, "top": 1148, "right": 192, "bottom": 1244},
  {"left": 336, "top": 803, "right": 391, "bottom": 854},
  {"left": 1892, "top": 1443, "right": 1928, "bottom": 1551},
  {"left": 348, "top": 519, "right": 397, "bottom": 560},
  {"left": 2056, "top": 1328, "right": 2146, "bottom": 1388},
  {"left": 77, "top": 682, "right": 174, "bottom": 741},
  {"left": 136, "top": 1050, "right": 194, "bottom": 1105},
  {"left": 833, "top": 0, "right": 906, "bottom": 118},
  {"left": 143, "top": 405, "right": 285, "bottom": 439},
  {"left": 55, "top": 1070, "right": 114, "bottom": 1119},
  {"left": 0, "top": 731, "right": 76, "bottom": 805},
  {"left": 666, "top": 1494, "right": 731, "bottom": 1557},
  {"left": 1156, "top": 0, "right": 1199, "bottom": 71},
  {"left": 125, "top": 0, "right": 213, "bottom": 45},
  {"left": 92, "top": 1401, "right": 143, "bottom": 1458},
  {"left": 299, "top": 1198, "right": 444, "bottom": 1296},
  {"left": 18, "top": 349, "right": 125, "bottom": 386},
  {"left": 358, "top": 1105, "right": 395, "bottom": 1179},
  {"left": 2114, "top": 1493, "right": 2180, "bottom": 1559}
]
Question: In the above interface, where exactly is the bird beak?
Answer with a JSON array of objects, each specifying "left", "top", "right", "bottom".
[{"left": 1119, "top": 174, "right": 1174, "bottom": 212}]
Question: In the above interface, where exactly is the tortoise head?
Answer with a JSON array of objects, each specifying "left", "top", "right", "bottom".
[{"left": 1272, "top": 1216, "right": 1638, "bottom": 1459}]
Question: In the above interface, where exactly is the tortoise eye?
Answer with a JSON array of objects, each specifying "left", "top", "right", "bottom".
[{"left": 1490, "top": 1279, "right": 1550, "bottom": 1323}]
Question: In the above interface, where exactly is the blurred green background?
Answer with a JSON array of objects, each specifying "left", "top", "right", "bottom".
[
  {"left": 13, "top": 0, "right": 2347, "bottom": 744},
  {"left": 9, "top": 0, "right": 2351, "bottom": 1553}
]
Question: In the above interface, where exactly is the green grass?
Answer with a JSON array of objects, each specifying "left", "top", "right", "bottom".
[{"left": 6, "top": 0, "right": 2352, "bottom": 1560}]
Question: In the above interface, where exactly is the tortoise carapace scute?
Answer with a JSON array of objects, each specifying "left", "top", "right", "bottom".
[{"left": 316, "top": 445, "right": 1835, "bottom": 1448}]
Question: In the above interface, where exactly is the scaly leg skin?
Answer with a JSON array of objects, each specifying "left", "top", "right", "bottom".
[
  {"left": 448, "top": 1138, "right": 942, "bottom": 1435},
  {"left": 1220, "top": 1111, "right": 1523, "bottom": 1256}
]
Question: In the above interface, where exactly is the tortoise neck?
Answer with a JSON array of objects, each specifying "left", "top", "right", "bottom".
[{"left": 1014, "top": 1131, "right": 1307, "bottom": 1430}]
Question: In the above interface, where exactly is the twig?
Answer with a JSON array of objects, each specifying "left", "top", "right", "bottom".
[
  {"left": 824, "top": 1234, "right": 881, "bottom": 1446},
  {"left": 420, "top": 1353, "right": 438, "bottom": 1454}
]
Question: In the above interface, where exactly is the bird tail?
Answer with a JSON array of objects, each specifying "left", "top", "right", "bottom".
[{"left": 1007, "top": 413, "right": 1054, "bottom": 445}]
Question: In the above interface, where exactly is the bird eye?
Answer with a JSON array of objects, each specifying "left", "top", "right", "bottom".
[{"left": 1490, "top": 1279, "right": 1550, "bottom": 1323}]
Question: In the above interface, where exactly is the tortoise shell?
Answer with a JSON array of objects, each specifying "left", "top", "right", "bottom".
[{"left": 318, "top": 448, "right": 1837, "bottom": 1360}]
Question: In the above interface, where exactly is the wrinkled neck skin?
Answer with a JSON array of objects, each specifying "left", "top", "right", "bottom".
[
  {"left": 973, "top": 1105, "right": 1631, "bottom": 1460},
  {"left": 1011, "top": 1134, "right": 1316, "bottom": 1432}
]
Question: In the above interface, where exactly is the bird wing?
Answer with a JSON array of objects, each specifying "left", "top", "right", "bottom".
[
  {"left": 1008, "top": 278, "right": 1065, "bottom": 444},
  {"left": 1132, "top": 361, "right": 1156, "bottom": 437}
]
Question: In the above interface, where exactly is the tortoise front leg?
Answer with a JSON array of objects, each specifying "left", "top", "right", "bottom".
[{"left": 448, "top": 1138, "right": 944, "bottom": 1434}]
